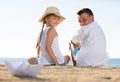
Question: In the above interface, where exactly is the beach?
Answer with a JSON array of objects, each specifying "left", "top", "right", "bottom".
[{"left": 0, "top": 64, "right": 120, "bottom": 82}]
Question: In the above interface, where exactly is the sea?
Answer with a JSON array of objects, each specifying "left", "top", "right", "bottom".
[{"left": 0, "top": 58, "right": 120, "bottom": 67}]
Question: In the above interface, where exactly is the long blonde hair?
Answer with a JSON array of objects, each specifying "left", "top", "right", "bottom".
[{"left": 36, "top": 21, "right": 45, "bottom": 58}]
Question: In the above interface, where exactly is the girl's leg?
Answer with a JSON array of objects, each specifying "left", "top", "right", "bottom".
[{"left": 64, "top": 55, "right": 70, "bottom": 64}]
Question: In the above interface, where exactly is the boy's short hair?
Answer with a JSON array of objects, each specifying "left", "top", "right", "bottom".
[{"left": 77, "top": 8, "right": 94, "bottom": 16}]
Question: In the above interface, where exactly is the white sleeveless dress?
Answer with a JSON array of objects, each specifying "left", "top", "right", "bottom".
[{"left": 38, "top": 27, "right": 65, "bottom": 65}]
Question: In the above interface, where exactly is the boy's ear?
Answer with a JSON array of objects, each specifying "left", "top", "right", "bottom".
[{"left": 91, "top": 15, "right": 94, "bottom": 21}]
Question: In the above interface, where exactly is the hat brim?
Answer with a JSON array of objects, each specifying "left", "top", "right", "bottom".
[{"left": 39, "top": 13, "right": 65, "bottom": 23}]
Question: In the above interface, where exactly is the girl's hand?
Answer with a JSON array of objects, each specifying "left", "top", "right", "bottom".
[{"left": 55, "top": 63, "right": 59, "bottom": 66}]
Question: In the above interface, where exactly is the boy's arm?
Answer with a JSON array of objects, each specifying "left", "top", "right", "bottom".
[
  {"left": 71, "top": 40, "right": 81, "bottom": 48},
  {"left": 69, "top": 42, "right": 78, "bottom": 66},
  {"left": 70, "top": 41, "right": 81, "bottom": 66}
]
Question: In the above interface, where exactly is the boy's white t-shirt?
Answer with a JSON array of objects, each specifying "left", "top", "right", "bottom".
[{"left": 72, "top": 21, "right": 109, "bottom": 67}]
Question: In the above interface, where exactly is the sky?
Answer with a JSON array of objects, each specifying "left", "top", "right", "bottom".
[{"left": 0, "top": 0, "right": 120, "bottom": 58}]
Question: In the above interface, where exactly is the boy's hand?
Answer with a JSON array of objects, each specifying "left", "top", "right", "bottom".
[{"left": 71, "top": 41, "right": 80, "bottom": 48}]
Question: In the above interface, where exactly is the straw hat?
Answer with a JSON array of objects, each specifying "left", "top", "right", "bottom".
[{"left": 39, "top": 7, "right": 65, "bottom": 23}]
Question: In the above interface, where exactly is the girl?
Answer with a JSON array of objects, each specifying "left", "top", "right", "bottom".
[{"left": 36, "top": 7, "right": 70, "bottom": 66}]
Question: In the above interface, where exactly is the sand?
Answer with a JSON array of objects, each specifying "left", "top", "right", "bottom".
[{"left": 0, "top": 64, "right": 120, "bottom": 82}]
